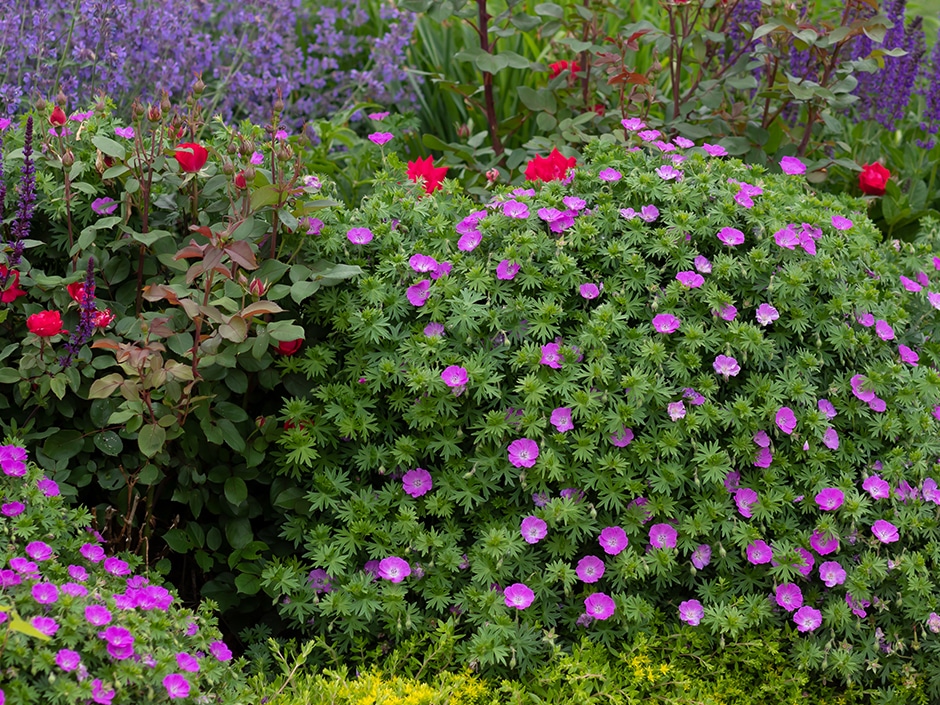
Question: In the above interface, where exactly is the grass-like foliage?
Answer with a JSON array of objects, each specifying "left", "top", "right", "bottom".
[{"left": 266, "top": 134, "right": 940, "bottom": 696}]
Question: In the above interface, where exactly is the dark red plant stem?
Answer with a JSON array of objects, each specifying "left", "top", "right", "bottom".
[{"left": 476, "top": 0, "right": 503, "bottom": 157}]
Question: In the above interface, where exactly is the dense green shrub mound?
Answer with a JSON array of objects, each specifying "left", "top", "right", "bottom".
[
  {"left": 267, "top": 138, "right": 940, "bottom": 693},
  {"left": 0, "top": 444, "right": 250, "bottom": 704}
]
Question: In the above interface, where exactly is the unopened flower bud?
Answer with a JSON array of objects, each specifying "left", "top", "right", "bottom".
[
  {"left": 35, "top": 97, "right": 47, "bottom": 112},
  {"left": 61, "top": 150, "right": 75, "bottom": 168},
  {"left": 243, "top": 166, "right": 256, "bottom": 182},
  {"left": 485, "top": 168, "right": 499, "bottom": 183},
  {"left": 147, "top": 104, "right": 162, "bottom": 122},
  {"left": 221, "top": 159, "right": 235, "bottom": 176},
  {"left": 234, "top": 171, "right": 247, "bottom": 190},
  {"left": 456, "top": 123, "right": 470, "bottom": 139},
  {"left": 248, "top": 278, "right": 267, "bottom": 297},
  {"left": 193, "top": 75, "right": 205, "bottom": 96},
  {"left": 276, "top": 146, "right": 292, "bottom": 162},
  {"left": 273, "top": 97, "right": 285, "bottom": 113},
  {"left": 226, "top": 142, "right": 238, "bottom": 155},
  {"left": 56, "top": 90, "right": 67, "bottom": 108},
  {"left": 160, "top": 91, "right": 171, "bottom": 114},
  {"left": 131, "top": 100, "right": 143, "bottom": 121},
  {"left": 49, "top": 106, "right": 66, "bottom": 127}
]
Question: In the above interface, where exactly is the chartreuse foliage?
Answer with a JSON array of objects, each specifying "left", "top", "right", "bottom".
[
  {"left": 0, "top": 443, "right": 250, "bottom": 704},
  {"left": 265, "top": 136, "right": 940, "bottom": 697}
]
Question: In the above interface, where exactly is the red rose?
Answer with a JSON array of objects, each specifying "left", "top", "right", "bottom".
[
  {"left": 67, "top": 282, "right": 85, "bottom": 303},
  {"left": 524, "top": 148, "right": 577, "bottom": 182},
  {"left": 27, "top": 310, "right": 64, "bottom": 337},
  {"left": 49, "top": 106, "right": 67, "bottom": 127},
  {"left": 234, "top": 171, "right": 247, "bottom": 190},
  {"left": 548, "top": 60, "right": 581, "bottom": 80},
  {"left": 0, "top": 266, "right": 26, "bottom": 303},
  {"left": 859, "top": 162, "right": 890, "bottom": 196},
  {"left": 174, "top": 143, "right": 209, "bottom": 173},
  {"left": 276, "top": 338, "right": 303, "bottom": 356},
  {"left": 406, "top": 156, "right": 448, "bottom": 195},
  {"left": 93, "top": 309, "right": 115, "bottom": 328}
]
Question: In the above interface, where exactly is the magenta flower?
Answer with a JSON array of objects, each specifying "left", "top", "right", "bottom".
[
  {"left": 822, "top": 427, "right": 839, "bottom": 450},
  {"left": 863, "top": 475, "right": 890, "bottom": 499},
  {"left": 91, "top": 679, "right": 116, "bottom": 704},
  {"left": 899, "top": 275, "right": 922, "bottom": 292},
  {"left": 875, "top": 319, "right": 895, "bottom": 341},
  {"left": 580, "top": 283, "right": 601, "bottom": 299},
  {"left": 774, "top": 225, "right": 799, "bottom": 249},
  {"left": 504, "top": 583, "right": 535, "bottom": 609},
  {"left": 0, "top": 454, "right": 23, "bottom": 476},
  {"left": 164, "top": 674, "right": 191, "bottom": 700},
  {"left": 735, "top": 488, "right": 758, "bottom": 518},
  {"left": 432, "top": 261, "right": 452, "bottom": 279},
  {"left": 92, "top": 197, "right": 118, "bottom": 216},
  {"left": 409, "top": 254, "right": 438, "bottom": 273},
  {"left": 815, "top": 488, "right": 844, "bottom": 511},
  {"left": 775, "top": 407, "right": 797, "bottom": 435},
  {"left": 850, "top": 374, "right": 876, "bottom": 403},
  {"left": 717, "top": 227, "right": 745, "bottom": 246},
  {"left": 61, "top": 582, "right": 88, "bottom": 597},
  {"left": 1, "top": 501, "right": 24, "bottom": 517},
  {"left": 563, "top": 196, "right": 586, "bottom": 210},
  {"left": 929, "top": 292, "right": 940, "bottom": 309},
  {"left": 599, "top": 167, "right": 622, "bottom": 182},
  {"left": 114, "top": 126, "right": 135, "bottom": 139},
  {"left": 610, "top": 427, "right": 634, "bottom": 447},
  {"left": 930, "top": 613, "right": 940, "bottom": 634},
  {"left": 795, "top": 547, "right": 815, "bottom": 577},
  {"left": 424, "top": 322, "right": 445, "bottom": 338},
  {"left": 775, "top": 583, "right": 803, "bottom": 612},
  {"left": 779, "top": 156, "right": 806, "bottom": 175},
  {"left": 676, "top": 271, "right": 704, "bottom": 288},
  {"left": 584, "top": 592, "right": 616, "bottom": 620},
  {"left": 176, "top": 653, "right": 200, "bottom": 672},
  {"left": 819, "top": 561, "right": 846, "bottom": 587},
  {"left": 868, "top": 397, "right": 886, "bottom": 413},
  {"left": 402, "top": 468, "right": 433, "bottom": 498},
  {"left": 872, "top": 519, "right": 899, "bottom": 543},
  {"left": 99, "top": 625, "right": 134, "bottom": 648},
  {"left": 85, "top": 605, "right": 112, "bottom": 626},
  {"left": 406, "top": 280, "right": 431, "bottom": 306},
  {"left": 32, "top": 583, "right": 58, "bottom": 604},
  {"left": 25, "top": 541, "right": 52, "bottom": 561},
  {"left": 753, "top": 431, "right": 771, "bottom": 448},
  {"left": 37, "top": 477, "right": 59, "bottom": 496},
  {"left": 56, "top": 649, "right": 81, "bottom": 672},
  {"left": 346, "top": 227, "right": 374, "bottom": 245},
  {"left": 501, "top": 200, "right": 530, "bottom": 219},
  {"left": 649, "top": 523, "right": 678, "bottom": 549},
  {"left": 846, "top": 593, "right": 870, "bottom": 618},
  {"left": 702, "top": 143, "right": 727, "bottom": 156},
  {"left": 755, "top": 303, "right": 780, "bottom": 326},
  {"left": 368, "top": 111, "right": 390, "bottom": 121},
  {"left": 620, "top": 207, "right": 639, "bottom": 220},
  {"left": 656, "top": 165, "right": 682, "bottom": 180},
  {"left": 818, "top": 399, "right": 837, "bottom": 419},
  {"left": 550, "top": 407, "right": 574, "bottom": 432},
  {"left": 746, "top": 540, "right": 773, "bottom": 564},
  {"left": 599, "top": 526, "right": 628, "bottom": 555},
  {"left": 691, "top": 544, "right": 711, "bottom": 569},
  {"left": 540, "top": 342, "right": 563, "bottom": 369},
  {"left": 496, "top": 260, "right": 520, "bottom": 280},
  {"left": 717, "top": 304, "right": 737, "bottom": 321},
  {"left": 810, "top": 530, "right": 839, "bottom": 555},
  {"left": 638, "top": 129, "right": 661, "bottom": 141},
  {"left": 922, "top": 478, "right": 940, "bottom": 504},
  {"left": 210, "top": 641, "right": 233, "bottom": 661},
  {"left": 521, "top": 516, "right": 548, "bottom": 544},
  {"left": 793, "top": 606, "right": 822, "bottom": 632},
  {"left": 32, "top": 616, "right": 59, "bottom": 636},
  {"left": 378, "top": 556, "right": 411, "bottom": 582},
  {"left": 104, "top": 557, "right": 130, "bottom": 575},
  {"left": 622, "top": 118, "right": 646, "bottom": 130},
  {"left": 368, "top": 132, "right": 393, "bottom": 145},
  {"left": 899, "top": 344, "right": 919, "bottom": 365},
  {"left": 684, "top": 388, "right": 706, "bottom": 405},
  {"left": 694, "top": 255, "right": 712, "bottom": 273},
  {"left": 667, "top": 401, "right": 686, "bottom": 421},
  {"left": 831, "top": 214, "right": 853, "bottom": 230},
  {"left": 652, "top": 313, "right": 681, "bottom": 333},
  {"left": 754, "top": 447, "right": 772, "bottom": 468},
  {"left": 508, "top": 439, "right": 539, "bottom": 468},
  {"left": 441, "top": 366, "right": 468, "bottom": 388},
  {"left": 458, "top": 229, "right": 483, "bottom": 250},
  {"left": 640, "top": 205, "right": 659, "bottom": 222},
  {"left": 713, "top": 355, "right": 740, "bottom": 378},
  {"left": 576, "top": 555, "right": 606, "bottom": 583},
  {"left": 679, "top": 599, "right": 704, "bottom": 626}
]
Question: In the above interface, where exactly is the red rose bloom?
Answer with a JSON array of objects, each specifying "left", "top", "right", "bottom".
[
  {"left": 49, "top": 106, "right": 67, "bottom": 127},
  {"left": 859, "top": 162, "right": 890, "bottom": 196},
  {"left": 406, "top": 156, "right": 448, "bottom": 195},
  {"left": 174, "top": 143, "right": 209, "bottom": 173},
  {"left": 549, "top": 60, "right": 581, "bottom": 79},
  {"left": 27, "top": 310, "right": 64, "bottom": 337},
  {"left": 67, "top": 282, "right": 85, "bottom": 303},
  {"left": 524, "top": 148, "right": 577, "bottom": 182},
  {"left": 234, "top": 171, "right": 247, "bottom": 190},
  {"left": 276, "top": 338, "right": 303, "bottom": 356},
  {"left": 93, "top": 309, "right": 115, "bottom": 328},
  {"left": 0, "top": 266, "right": 26, "bottom": 303}
]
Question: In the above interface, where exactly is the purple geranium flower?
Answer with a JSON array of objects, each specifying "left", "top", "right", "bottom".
[
  {"left": 818, "top": 399, "right": 837, "bottom": 419},
  {"left": 441, "top": 366, "right": 468, "bottom": 388},
  {"left": 755, "top": 303, "right": 779, "bottom": 326},
  {"left": 92, "top": 197, "right": 118, "bottom": 216},
  {"left": 56, "top": 649, "right": 81, "bottom": 672},
  {"left": 819, "top": 561, "right": 847, "bottom": 587},
  {"left": 656, "top": 165, "right": 682, "bottom": 180},
  {"left": 378, "top": 557, "right": 411, "bottom": 582},
  {"left": 815, "top": 488, "right": 844, "bottom": 511},
  {"left": 702, "top": 143, "right": 727, "bottom": 156},
  {"left": 521, "top": 516, "right": 547, "bottom": 544},
  {"left": 210, "top": 641, "right": 233, "bottom": 662},
  {"left": 85, "top": 605, "right": 112, "bottom": 626},
  {"left": 409, "top": 254, "right": 438, "bottom": 273},
  {"left": 496, "top": 260, "right": 519, "bottom": 280},
  {"left": 346, "top": 227, "right": 373, "bottom": 245},
  {"left": 863, "top": 475, "right": 890, "bottom": 499},
  {"left": 831, "top": 215, "right": 853, "bottom": 230},
  {"left": 458, "top": 230, "right": 482, "bottom": 251},
  {"left": 550, "top": 407, "right": 573, "bottom": 432},
  {"left": 502, "top": 200, "right": 529, "bottom": 219},
  {"left": 580, "top": 283, "right": 600, "bottom": 299},
  {"left": 691, "top": 544, "right": 711, "bottom": 569},
  {"left": 507, "top": 439, "right": 539, "bottom": 468},
  {"left": 598, "top": 168, "right": 622, "bottom": 182},
  {"left": 25, "top": 541, "right": 52, "bottom": 561},
  {"left": 717, "top": 227, "right": 745, "bottom": 246},
  {"left": 584, "top": 592, "right": 616, "bottom": 620},
  {"left": 114, "top": 126, "right": 135, "bottom": 139},
  {"left": 504, "top": 583, "right": 535, "bottom": 609},
  {"left": 679, "top": 599, "right": 704, "bottom": 626},
  {"left": 406, "top": 280, "right": 431, "bottom": 306},
  {"left": 576, "top": 555, "right": 605, "bottom": 583},
  {"left": 775, "top": 583, "right": 803, "bottom": 612},
  {"left": 424, "top": 322, "right": 445, "bottom": 338},
  {"left": 176, "top": 653, "right": 200, "bottom": 672},
  {"left": 32, "top": 583, "right": 58, "bottom": 604},
  {"left": 779, "top": 156, "right": 806, "bottom": 175},
  {"left": 676, "top": 271, "right": 704, "bottom": 288},
  {"left": 746, "top": 540, "right": 773, "bottom": 564},
  {"left": 610, "top": 427, "right": 634, "bottom": 447},
  {"left": 793, "top": 606, "right": 822, "bottom": 632},
  {"left": 667, "top": 401, "right": 686, "bottom": 421},
  {"left": 694, "top": 255, "right": 712, "bottom": 273},
  {"left": 735, "top": 488, "right": 758, "bottom": 518},
  {"left": 872, "top": 519, "right": 899, "bottom": 543},
  {"left": 652, "top": 313, "right": 681, "bottom": 333},
  {"left": 163, "top": 674, "right": 190, "bottom": 700},
  {"left": 717, "top": 304, "right": 737, "bottom": 321},
  {"left": 2, "top": 501, "right": 25, "bottom": 517},
  {"left": 368, "top": 132, "right": 393, "bottom": 145},
  {"left": 649, "top": 523, "right": 677, "bottom": 549},
  {"left": 875, "top": 319, "right": 895, "bottom": 341},
  {"left": 899, "top": 344, "right": 919, "bottom": 365},
  {"left": 775, "top": 407, "right": 797, "bottom": 435},
  {"left": 713, "top": 355, "right": 740, "bottom": 378},
  {"left": 622, "top": 118, "right": 646, "bottom": 130},
  {"left": 540, "top": 342, "right": 563, "bottom": 369},
  {"left": 402, "top": 468, "right": 433, "bottom": 498},
  {"left": 640, "top": 205, "right": 659, "bottom": 222},
  {"left": 822, "top": 427, "right": 839, "bottom": 450},
  {"left": 810, "top": 530, "right": 839, "bottom": 555},
  {"left": 599, "top": 526, "right": 628, "bottom": 555}
]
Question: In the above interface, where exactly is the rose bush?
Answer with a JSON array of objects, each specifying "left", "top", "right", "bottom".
[{"left": 260, "top": 135, "right": 940, "bottom": 696}]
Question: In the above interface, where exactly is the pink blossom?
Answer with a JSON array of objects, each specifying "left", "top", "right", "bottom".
[
  {"left": 702, "top": 143, "right": 727, "bottom": 156},
  {"left": 621, "top": 118, "right": 646, "bottom": 130},
  {"left": 780, "top": 156, "right": 806, "bottom": 175},
  {"left": 402, "top": 468, "right": 433, "bottom": 498},
  {"left": 441, "top": 365, "right": 468, "bottom": 388},
  {"left": 674, "top": 136, "right": 695, "bottom": 149},
  {"left": 775, "top": 407, "right": 797, "bottom": 434},
  {"left": 735, "top": 488, "right": 758, "bottom": 517},
  {"left": 656, "top": 165, "right": 682, "bottom": 180},
  {"left": 694, "top": 255, "right": 712, "bottom": 273},
  {"left": 929, "top": 292, "right": 940, "bottom": 310},
  {"left": 667, "top": 401, "right": 686, "bottom": 421},
  {"left": 753, "top": 430, "right": 771, "bottom": 448},
  {"left": 793, "top": 606, "right": 822, "bottom": 632},
  {"left": 507, "top": 439, "right": 539, "bottom": 468},
  {"left": 815, "top": 488, "right": 844, "bottom": 511},
  {"left": 521, "top": 516, "right": 547, "bottom": 544},
  {"left": 652, "top": 313, "right": 681, "bottom": 333},
  {"left": 900, "top": 275, "right": 922, "bottom": 292},
  {"left": 406, "top": 280, "right": 431, "bottom": 307},
  {"left": 746, "top": 540, "right": 773, "bottom": 564},
  {"left": 716, "top": 304, "right": 737, "bottom": 321},
  {"left": 346, "top": 227, "right": 373, "bottom": 244},
  {"left": 31, "top": 616, "right": 59, "bottom": 636},
  {"left": 717, "top": 227, "right": 745, "bottom": 246},
  {"left": 56, "top": 649, "right": 81, "bottom": 672},
  {"left": 755, "top": 303, "right": 779, "bottom": 326},
  {"left": 679, "top": 599, "right": 704, "bottom": 625},
  {"left": 620, "top": 207, "right": 638, "bottom": 220},
  {"left": 163, "top": 674, "right": 191, "bottom": 700},
  {"left": 32, "top": 583, "right": 58, "bottom": 604},
  {"left": 599, "top": 526, "right": 628, "bottom": 555},
  {"left": 598, "top": 168, "right": 622, "bottom": 182},
  {"left": 875, "top": 319, "right": 895, "bottom": 341},
  {"left": 899, "top": 344, "right": 919, "bottom": 365},
  {"left": 368, "top": 111, "right": 390, "bottom": 121},
  {"left": 580, "top": 283, "right": 601, "bottom": 299},
  {"left": 368, "top": 132, "right": 393, "bottom": 145},
  {"left": 713, "top": 354, "right": 740, "bottom": 378},
  {"left": 676, "top": 271, "right": 704, "bottom": 288},
  {"left": 638, "top": 129, "right": 661, "bottom": 141},
  {"left": 818, "top": 399, "right": 837, "bottom": 418},
  {"left": 576, "top": 555, "right": 605, "bottom": 583},
  {"left": 457, "top": 230, "right": 482, "bottom": 251},
  {"left": 504, "top": 583, "right": 535, "bottom": 609},
  {"left": 640, "top": 205, "right": 659, "bottom": 222},
  {"left": 584, "top": 592, "right": 616, "bottom": 620},
  {"left": 176, "top": 653, "right": 200, "bottom": 672},
  {"left": 810, "top": 530, "right": 839, "bottom": 555},
  {"left": 795, "top": 547, "right": 815, "bottom": 577},
  {"left": 540, "top": 342, "right": 563, "bottom": 368},
  {"left": 501, "top": 200, "right": 529, "bottom": 219},
  {"left": 550, "top": 407, "right": 574, "bottom": 432},
  {"left": 831, "top": 215, "right": 853, "bottom": 230},
  {"left": 846, "top": 593, "right": 870, "bottom": 618},
  {"left": 409, "top": 253, "right": 438, "bottom": 273},
  {"left": 85, "top": 605, "right": 112, "bottom": 626},
  {"left": 104, "top": 557, "right": 130, "bottom": 575},
  {"left": 25, "top": 541, "right": 52, "bottom": 561},
  {"left": 563, "top": 196, "right": 586, "bottom": 210},
  {"left": 871, "top": 519, "right": 899, "bottom": 543},
  {"left": 378, "top": 557, "right": 411, "bottom": 582},
  {"left": 210, "top": 641, "right": 233, "bottom": 661},
  {"left": 775, "top": 583, "right": 803, "bottom": 612},
  {"left": 424, "top": 322, "right": 445, "bottom": 338},
  {"left": 754, "top": 447, "right": 773, "bottom": 468},
  {"left": 850, "top": 374, "right": 876, "bottom": 403},
  {"left": 691, "top": 544, "right": 711, "bottom": 569},
  {"left": 774, "top": 225, "right": 800, "bottom": 249},
  {"left": 496, "top": 260, "right": 520, "bottom": 280},
  {"left": 649, "top": 523, "right": 677, "bottom": 549},
  {"left": 822, "top": 427, "right": 839, "bottom": 450},
  {"left": 819, "top": 561, "right": 846, "bottom": 587},
  {"left": 610, "top": 427, "right": 634, "bottom": 447}
]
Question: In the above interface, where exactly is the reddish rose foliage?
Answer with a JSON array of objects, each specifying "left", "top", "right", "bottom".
[
  {"left": 406, "top": 156, "right": 448, "bottom": 195},
  {"left": 525, "top": 148, "right": 577, "bottom": 183},
  {"left": 859, "top": 162, "right": 890, "bottom": 196},
  {"left": 27, "top": 310, "right": 64, "bottom": 337},
  {"left": 174, "top": 143, "right": 209, "bottom": 173}
]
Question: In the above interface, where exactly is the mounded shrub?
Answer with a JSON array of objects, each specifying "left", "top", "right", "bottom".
[
  {"left": 0, "top": 443, "right": 250, "bottom": 704},
  {"left": 265, "top": 135, "right": 940, "bottom": 695}
]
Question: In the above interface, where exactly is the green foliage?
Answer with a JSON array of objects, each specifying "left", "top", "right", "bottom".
[
  {"left": 265, "top": 137, "right": 940, "bottom": 699},
  {"left": 0, "top": 442, "right": 250, "bottom": 704}
]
